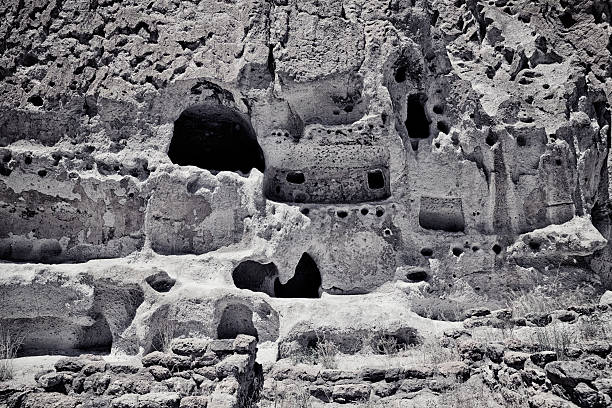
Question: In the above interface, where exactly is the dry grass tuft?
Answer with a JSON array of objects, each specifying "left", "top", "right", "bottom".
[
  {"left": 0, "top": 325, "right": 24, "bottom": 381},
  {"left": 370, "top": 333, "right": 407, "bottom": 355},
  {"left": 530, "top": 324, "right": 575, "bottom": 360},
  {"left": 411, "top": 298, "right": 466, "bottom": 321},
  {"left": 425, "top": 376, "right": 525, "bottom": 408},
  {"left": 418, "top": 337, "right": 460, "bottom": 365},
  {"left": 272, "top": 384, "right": 311, "bottom": 408},
  {"left": 292, "top": 333, "right": 338, "bottom": 369},
  {"left": 508, "top": 287, "right": 581, "bottom": 317},
  {"left": 153, "top": 319, "right": 176, "bottom": 352}
]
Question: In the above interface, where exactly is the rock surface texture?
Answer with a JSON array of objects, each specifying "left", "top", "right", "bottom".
[{"left": 1, "top": 0, "right": 612, "bottom": 406}]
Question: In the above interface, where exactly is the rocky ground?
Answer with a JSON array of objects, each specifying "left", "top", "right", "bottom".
[{"left": 1, "top": 293, "right": 611, "bottom": 407}]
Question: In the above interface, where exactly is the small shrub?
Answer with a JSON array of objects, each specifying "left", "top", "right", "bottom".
[
  {"left": 312, "top": 335, "right": 338, "bottom": 369},
  {"left": 508, "top": 288, "right": 569, "bottom": 317},
  {"left": 152, "top": 319, "right": 176, "bottom": 352},
  {"left": 0, "top": 325, "right": 24, "bottom": 381},
  {"left": 371, "top": 333, "right": 406, "bottom": 355},
  {"left": 292, "top": 333, "right": 338, "bottom": 369},
  {"left": 238, "top": 369, "right": 263, "bottom": 408},
  {"left": 577, "top": 315, "right": 609, "bottom": 341},
  {"left": 421, "top": 337, "right": 460, "bottom": 364},
  {"left": 273, "top": 385, "right": 311, "bottom": 408},
  {"left": 531, "top": 324, "right": 575, "bottom": 360},
  {"left": 507, "top": 265, "right": 590, "bottom": 318}
]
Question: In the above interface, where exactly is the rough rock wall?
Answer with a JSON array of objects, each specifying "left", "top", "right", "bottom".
[{"left": 0, "top": 0, "right": 611, "bottom": 298}]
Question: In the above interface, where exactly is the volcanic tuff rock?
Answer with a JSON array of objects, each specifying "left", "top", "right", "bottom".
[{"left": 0, "top": 1, "right": 612, "bottom": 404}]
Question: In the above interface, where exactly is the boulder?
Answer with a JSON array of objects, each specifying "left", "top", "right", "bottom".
[
  {"left": 137, "top": 392, "right": 180, "bottom": 408},
  {"left": 546, "top": 361, "right": 598, "bottom": 388},
  {"left": 599, "top": 291, "right": 612, "bottom": 305}
]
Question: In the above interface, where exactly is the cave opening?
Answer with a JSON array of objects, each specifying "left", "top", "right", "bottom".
[
  {"left": 217, "top": 303, "right": 258, "bottom": 340},
  {"left": 274, "top": 253, "right": 322, "bottom": 298},
  {"left": 405, "top": 93, "right": 430, "bottom": 139},
  {"left": 76, "top": 314, "right": 113, "bottom": 353},
  {"left": 168, "top": 104, "right": 265, "bottom": 174},
  {"left": 232, "top": 260, "right": 279, "bottom": 297}
]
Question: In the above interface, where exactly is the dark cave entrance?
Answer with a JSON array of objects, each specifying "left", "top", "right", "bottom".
[
  {"left": 216, "top": 303, "right": 258, "bottom": 340},
  {"left": 168, "top": 105, "right": 265, "bottom": 174},
  {"left": 274, "top": 253, "right": 322, "bottom": 298},
  {"left": 405, "top": 93, "right": 430, "bottom": 140},
  {"left": 76, "top": 314, "right": 113, "bottom": 353},
  {"left": 232, "top": 260, "right": 279, "bottom": 297}
]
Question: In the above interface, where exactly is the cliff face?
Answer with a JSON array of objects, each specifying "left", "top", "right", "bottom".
[{"left": 0, "top": 0, "right": 611, "bottom": 355}]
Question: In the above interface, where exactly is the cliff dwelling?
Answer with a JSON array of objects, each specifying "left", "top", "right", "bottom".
[{"left": 1, "top": 0, "right": 612, "bottom": 407}]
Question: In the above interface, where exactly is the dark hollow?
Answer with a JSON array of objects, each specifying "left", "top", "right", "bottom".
[
  {"left": 368, "top": 169, "right": 385, "bottom": 190},
  {"left": 217, "top": 303, "right": 258, "bottom": 340},
  {"left": 274, "top": 253, "right": 321, "bottom": 298},
  {"left": 405, "top": 93, "right": 430, "bottom": 139},
  {"left": 168, "top": 105, "right": 265, "bottom": 174}
]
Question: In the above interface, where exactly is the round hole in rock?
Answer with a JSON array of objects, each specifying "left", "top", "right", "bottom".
[
  {"left": 516, "top": 135, "right": 527, "bottom": 147},
  {"left": 472, "top": 245, "right": 479, "bottom": 252},
  {"left": 286, "top": 171, "right": 305, "bottom": 184},
  {"left": 492, "top": 244, "right": 502, "bottom": 254},
  {"left": 145, "top": 270, "right": 176, "bottom": 293},
  {"left": 28, "top": 95, "right": 43, "bottom": 106},
  {"left": 437, "top": 121, "right": 450, "bottom": 134},
  {"left": 528, "top": 241, "right": 541, "bottom": 251},
  {"left": 559, "top": 12, "right": 575, "bottom": 28},
  {"left": 375, "top": 207, "right": 385, "bottom": 217},
  {"left": 232, "top": 260, "right": 279, "bottom": 297},
  {"left": 37, "top": 169, "right": 47, "bottom": 177},
  {"left": 216, "top": 303, "right": 258, "bottom": 340},
  {"left": 433, "top": 104, "right": 444, "bottom": 115},
  {"left": 406, "top": 270, "right": 428, "bottom": 282},
  {"left": 168, "top": 104, "right": 265, "bottom": 174},
  {"left": 360, "top": 208, "right": 369, "bottom": 215},
  {"left": 555, "top": 159, "right": 563, "bottom": 166},
  {"left": 395, "top": 66, "right": 407, "bottom": 83},
  {"left": 384, "top": 228, "right": 392, "bottom": 236},
  {"left": 420, "top": 247, "right": 433, "bottom": 257},
  {"left": 337, "top": 210, "right": 348, "bottom": 218},
  {"left": 485, "top": 132, "right": 498, "bottom": 146},
  {"left": 274, "top": 253, "right": 321, "bottom": 298},
  {"left": 452, "top": 247, "right": 463, "bottom": 256},
  {"left": 301, "top": 208, "right": 310, "bottom": 216}
]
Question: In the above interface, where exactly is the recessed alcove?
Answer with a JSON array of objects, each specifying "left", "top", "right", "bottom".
[
  {"left": 274, "top": 253, "right": 322, "bottom": 298},
  {"left": 232, "top": 261, "right": 279, "bottom": 297},
  {"left": 419, "top": 196, "right": 465, "bottom": 233},
  {"left": 217, "top": 304, "right": 258, "bottom": 340},
  {"left": 168, "top": 104, "right": 265, "bottom": 174},
  {"left": 232, "top": 254, "right": 322, "bottom": 298},
  {"left": 405, "top": 93, "right": 431, "bottom": 139}
]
